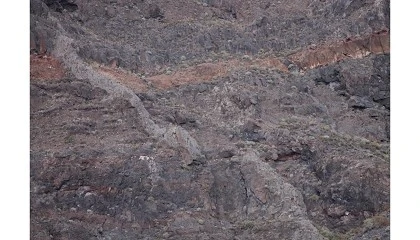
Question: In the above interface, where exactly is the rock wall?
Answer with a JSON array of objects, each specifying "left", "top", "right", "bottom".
[{"left": 30, "top": 0, "right": 390, "bottom": 239}]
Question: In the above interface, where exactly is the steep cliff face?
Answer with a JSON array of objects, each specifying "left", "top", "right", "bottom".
[{"left": 30, "top": 0, "right": 390, "bottom": 239}]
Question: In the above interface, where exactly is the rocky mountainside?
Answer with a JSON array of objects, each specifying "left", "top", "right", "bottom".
[{"left": 30, "top": 0, "right": 390, "bottom": 239}]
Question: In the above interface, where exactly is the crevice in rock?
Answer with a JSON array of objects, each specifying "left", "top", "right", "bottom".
[{"left": 238, "top": 169, "right": 250, "bottom": 215}]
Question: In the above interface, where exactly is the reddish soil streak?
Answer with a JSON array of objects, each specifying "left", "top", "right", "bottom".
[
  {"left": 95, "top": 65, "right": 149, "bottom": 92},
  {"left": 30, "top": 54, "right": 67, "bottom": 81},
  {"left": 288, "top": 31, "right": 390, "bottom": 70},
  {"left": 146, "top": 57, "right": 290, "bottom": 89},
  {"left": 91, "top": 32, "right": 389, "bottom": 93}
]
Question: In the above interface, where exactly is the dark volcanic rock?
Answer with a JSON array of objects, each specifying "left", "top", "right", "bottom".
[
  {"left": 42, "top": 0, "right": 78, "bottom": 13},
  {"left": 218, "top": 149, "right": 235, "bottom": 158}
]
